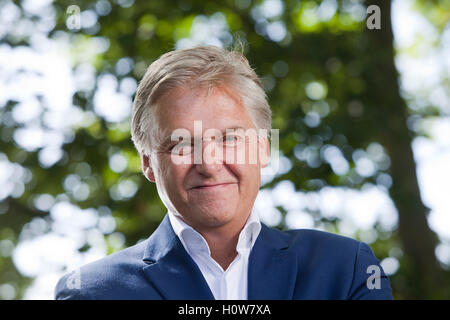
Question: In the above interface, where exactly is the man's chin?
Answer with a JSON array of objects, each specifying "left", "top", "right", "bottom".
[{"left": 187, "top": 207, "right": 237, "bottom": 229}]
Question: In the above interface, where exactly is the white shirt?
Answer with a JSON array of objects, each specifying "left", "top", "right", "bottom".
[{"left": 167, "top": 209, "right": 261, "bottom": 300}]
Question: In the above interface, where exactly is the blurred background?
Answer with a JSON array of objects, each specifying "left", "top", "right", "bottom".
[{"left": 0, "top": 0, "right": 449, "bottom": 299}]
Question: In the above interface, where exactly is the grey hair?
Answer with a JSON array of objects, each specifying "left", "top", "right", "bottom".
[{"left": 131, "top": 45, "right": 272, "bottom": 155}]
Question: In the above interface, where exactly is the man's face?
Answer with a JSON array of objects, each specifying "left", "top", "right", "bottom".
[{"left": 142, "top": 85, "right": 269, "bottom": 233}]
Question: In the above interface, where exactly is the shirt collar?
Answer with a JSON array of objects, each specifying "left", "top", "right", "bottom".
[{"left": 167, "top": 209, "right": 261, "bottom": 257}]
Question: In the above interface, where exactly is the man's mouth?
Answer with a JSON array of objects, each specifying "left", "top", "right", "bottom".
[{"left": 191, "top": 182, "right": 237, "bottom": 190}]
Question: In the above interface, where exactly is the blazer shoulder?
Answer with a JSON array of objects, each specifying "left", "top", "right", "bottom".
[
  {"left": 54, "top": 239, "right": 148, "bottom": 300},
  {"left": 283, "top": 228, "right": 361, "bottom": 252},
  {"left": 279, "top": 228, "right": 393, "bottom": 299}
]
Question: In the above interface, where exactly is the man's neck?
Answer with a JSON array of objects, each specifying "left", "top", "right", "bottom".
[
  {"left": 200, "top": 227, "right": 240, "bottom": 271},
  {"left": 169, "top": 209, "right": 255, "bottom": 271}
]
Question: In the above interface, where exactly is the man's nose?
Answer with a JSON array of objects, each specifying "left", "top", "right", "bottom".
[{"left": 194, "top": 139, "right": 223, "bottom": 175}]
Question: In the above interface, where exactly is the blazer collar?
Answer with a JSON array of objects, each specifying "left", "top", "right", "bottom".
[
  {"left": 142, "top": 215, "right": 215, "bottom": 300},
  {"left": 142, "top": 214, "right": 298, "bottom": 300},
  {"left": 247, "top": 224, "right": 298, "bottom": 299}
]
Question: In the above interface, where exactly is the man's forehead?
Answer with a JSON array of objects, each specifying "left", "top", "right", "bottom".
[{"left": 156, "top": 85, "right": 246, "bottom": 119}]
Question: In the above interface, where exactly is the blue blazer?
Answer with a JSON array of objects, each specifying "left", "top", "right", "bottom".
[{"left": 55, "top": 214, "right": 393, "bottom": 300}]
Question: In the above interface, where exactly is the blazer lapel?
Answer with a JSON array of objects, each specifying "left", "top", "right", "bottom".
[
  {"left": 141, "top": 215, "right": 215, "bottom": 300},
  {"left": 247, "top": 224, "right": 298, "bottom": 300}
]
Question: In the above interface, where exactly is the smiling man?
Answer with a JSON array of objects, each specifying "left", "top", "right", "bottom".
[{"left": 55, "top": 46, "right": 393, "bottom": 300}]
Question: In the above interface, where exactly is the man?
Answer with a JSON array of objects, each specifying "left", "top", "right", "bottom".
[{"left": 55, "top": 46, "right": 393, "bottom": 300}]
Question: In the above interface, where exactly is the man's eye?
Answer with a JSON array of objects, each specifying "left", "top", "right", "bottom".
[
  {"left": 171, "top": 143, "right": 193, "bottom": 155},
  {"left": 223, "top": 135, "right": 241, "bottom": 146}
]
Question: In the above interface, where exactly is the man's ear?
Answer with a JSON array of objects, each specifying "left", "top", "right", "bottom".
[
  {"left": 259, "top": 135, "right": 270, "bottom": 168},
  {"left": 141, "top": 153, "right": 156, "bottom": 182}
]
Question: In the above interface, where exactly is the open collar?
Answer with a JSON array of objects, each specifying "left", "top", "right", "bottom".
[{"left": 142, "top": 214, "right": 298, "bottom": 300}]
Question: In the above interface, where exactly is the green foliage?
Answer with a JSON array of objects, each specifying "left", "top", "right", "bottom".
[{"left": 0, "top": 0, "right": 449, "bottom": 299}]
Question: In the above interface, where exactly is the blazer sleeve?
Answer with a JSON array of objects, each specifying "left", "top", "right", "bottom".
[{"left": 347, "top": 241, "right": 394, "bottom": 300}]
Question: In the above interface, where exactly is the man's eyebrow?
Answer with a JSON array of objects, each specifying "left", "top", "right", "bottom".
[
  {"left": 160, "top": 134, "right": 190, "bottom": 146},
  {"left": 223, "top": 126, "right": 245, "bottom": 133}
]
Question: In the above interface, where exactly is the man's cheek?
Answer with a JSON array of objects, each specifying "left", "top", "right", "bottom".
[
  {"left": 225, "top": 164, "right": 246, "bottom": 184},
  {"left": 224, "top": 146, "right": 243, "bottom": 165}
]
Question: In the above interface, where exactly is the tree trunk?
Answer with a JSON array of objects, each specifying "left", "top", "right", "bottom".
[{"left": 363, "top": 0, "right": 447, "bottom": 298}]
